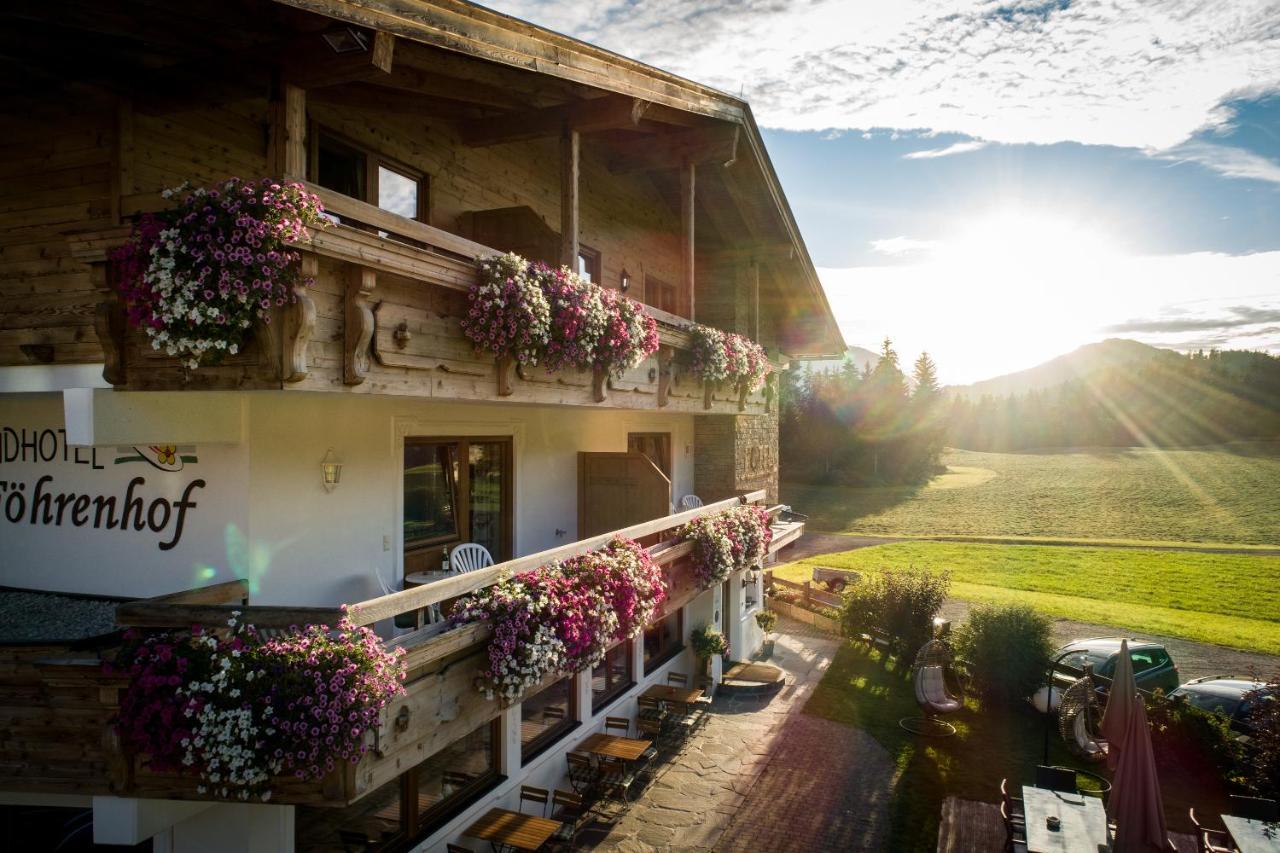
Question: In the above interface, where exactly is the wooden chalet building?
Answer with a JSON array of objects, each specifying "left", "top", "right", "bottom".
[{"left": 0, "top": 1, "right": 843, "bottom": 850}]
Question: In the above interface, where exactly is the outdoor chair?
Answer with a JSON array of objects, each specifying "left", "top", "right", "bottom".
[
  {"left": 1188, "top": 809, "right": 1234, "bottom": 853},
  {"left": 604, "top": 716, "right": 630, "bottom": 738},
  {"left": 1034, "top": 765, "right": 1078, "bottom": 793},
  {"left": 637, "top": 694, "right": 664, "bottom": 723},
  {"left": 543, "top": 705, "right": 566, "bottom": 722},
  {"left": 1229, "top": 794, "right": 1279, "bottom": 821},
  {"left": 548, "top": 790, "right": 586, "bottom": 850},
  {"left": 566, "top": 752, "right": 598, "bottom": 797},
  {"left": 598, "top": 759, "right": 636, "bottom": 804},
  {"left": 680, "top": 494, "right": 703, "bottom": 510},
  {"left": 1000, "top": 801, "right": 1028, "bottom": 853},
  {"left": 999, "top": 778, "right": 1026, "bottom": 826},
  {"left": 1057, "top": 673, "right": 1109, "bottom": 763},
  {"left": 518, "top": 784, "right": 549, "bottom": 817},
  {"left": 901, "top": 639, "right": 961, "bottom": 736},
  {"left": 667, "top": 672, "right": 688, "bottom": 687},
  {"left": 636, "top": 716, "right": 663, "bottom": 762},
  {"left": 449, "top": 543, "right": 493, "bottom": 574}
]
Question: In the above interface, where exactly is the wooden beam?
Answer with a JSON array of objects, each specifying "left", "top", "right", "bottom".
[
  {"left": 282, "top": 29, "right": 395, "bottom": 88},
  {"left": 461, "top": 94, "right": 649, "bottom": 147},
  {"left": 709, "top": 243, "right": 796, "bottom": 265},
  {"left": 681, "top": 160, "right": 696, "bottom": 321},
  {"left": 609, "top": 125, "right": 739, "bottom": 174},
  {"left": 344, "top": 266, "right": 376, "bottom": 385},
  {"left": 560, "top": 124, "right": 580, "bottom": 268},
  {"left": 269, "top": 82, "right": 308, "bottom": 180}
]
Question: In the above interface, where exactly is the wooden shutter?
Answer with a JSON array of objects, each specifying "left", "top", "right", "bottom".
[{"left": 577, "top": 452, "right": 672, "bottom": 538}]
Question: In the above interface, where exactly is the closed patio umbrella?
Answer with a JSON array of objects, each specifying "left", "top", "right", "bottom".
[
  {"left": 1100, "top": 639, "right": 1137, "bottom": 770},
  {"left": 1107, "top": 694, "right": 1169, "bottom": 852}
]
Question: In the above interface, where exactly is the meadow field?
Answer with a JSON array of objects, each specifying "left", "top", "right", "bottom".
[
  {"left": 781, "top": 442, "right": 1280, "bottom": 546},
  {"left": 776, "top": 442, "right": 1280, "bottom": 653}
]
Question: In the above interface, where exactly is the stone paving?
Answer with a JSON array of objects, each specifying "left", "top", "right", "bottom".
[{"left": 585, "top": 617, "right": 895, "bottom": 853}]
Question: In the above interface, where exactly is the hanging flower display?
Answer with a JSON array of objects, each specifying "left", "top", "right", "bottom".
[
  {"left": 461, "top": 254, "right": 659, "bottom": 379},
  {"left": 109, "top": 612, "right": 405, "bottom": 801},
  {"left": 688, "top": 323, "right": 771, "bottom": 391},
  {"left": 678, "top": 504, "right": 774, "bottom": 589},
  {"left": 449, "top": 537, "right": 666, "bottom": 703},
  {"left": 111, "top": 178, "right": 327, "bottom": 370}
]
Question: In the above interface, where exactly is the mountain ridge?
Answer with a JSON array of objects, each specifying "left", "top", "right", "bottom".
[{"left": 948, "top": 339, "right": 1180, "bottom": 399}]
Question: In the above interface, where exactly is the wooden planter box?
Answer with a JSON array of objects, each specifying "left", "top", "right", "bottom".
[{"left": 768, "top": 600, "right": 841, "bottom": 635}]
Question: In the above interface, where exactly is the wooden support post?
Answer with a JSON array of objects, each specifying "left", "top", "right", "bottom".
[
  {"left": 92, "top": 262, "right": 127, "bottom": 387},
  {"left": 591, "top": 364, "right": 608, "bottom": 403},
  {"left": 560, "top": 124, "right": 580, "bottom": 268},
  {"left": 344, "top": 266, "right": 376, "bottom": 385},
  {"left": 270, "top": 82, "right": 307, "bottom": 180},
  {"left": 680, "top": 160, "right": 696, "bottom": 321},
  {"left": 282, "top": 255, "right": 317, "bottom": 382},
  {"left": 750, "top": 258, "right": 760, "bottom": 342},
  {"left": 656, "top": 346, "right": 675, "bottom": 408}
]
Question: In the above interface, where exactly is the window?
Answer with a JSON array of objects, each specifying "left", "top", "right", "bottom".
[
  {"left": 645, "top": 274, "right": 678, "bottom": 316},
  {"left": 577, "top": 245, "right": 601, "bottom": 283},
  {"left": 1130, "top": 649, "right": 1169, "bottom": 674},
  {"left": 313, "top": 129, "right": 428, "bottom": 222},
  {"left": 520, "top": 675, "right": 577, "bottom": 762},
  {"left": 591, "top": 640, "right": 633, "bottom": 712},
  {"left": 404, "top": 438, "right": 512, "bottom": 572},
  {"left": 627, "top": 432, "right": 671, "bottom": 478},
  {"left": 295, "top": 718, "right": 500, "bottom": 851},
  {"left": 643, "top": 609, "right": 683, "bottom": 675}
]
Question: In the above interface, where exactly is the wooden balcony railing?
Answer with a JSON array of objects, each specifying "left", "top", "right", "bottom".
[{"left": 0, "top": 492, "right": 802, "bottom": 807}]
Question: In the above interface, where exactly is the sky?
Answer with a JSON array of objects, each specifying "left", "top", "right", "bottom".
[{"left": 480, "top": 0, "right": 1280, "bottom": 384}]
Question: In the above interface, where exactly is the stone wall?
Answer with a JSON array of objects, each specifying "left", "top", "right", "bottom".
[{"left": 694, "top": 409, "right": 779, "bottom": 504}]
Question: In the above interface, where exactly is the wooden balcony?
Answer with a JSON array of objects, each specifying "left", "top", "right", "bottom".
[
  {"left": 71, "top": 185, "right": 776, "bottom": 415},
  {"left": 0, "top": 493, "right": 802, "bottom": 807}
]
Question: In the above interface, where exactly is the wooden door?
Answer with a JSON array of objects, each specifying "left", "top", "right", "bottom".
[
  {"left": 627, "top": 432, "right": 671, "bottom": 477},
  {"left": 577, "top": 452, "right": 672, "bottom": 538}
]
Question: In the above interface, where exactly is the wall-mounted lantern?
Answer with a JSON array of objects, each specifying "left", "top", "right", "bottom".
[
  {"left": 321, "top": 448, "right": 343, "bottom": 492},
  {"left": 619, "top": 268, "right": 631, "bottom": 293}
]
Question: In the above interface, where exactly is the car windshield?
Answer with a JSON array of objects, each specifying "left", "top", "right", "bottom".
[
  {"left": 1182, "top": 691, "right": 1243, "bottom": 717},
  {"left": 1060, "top": 650, "right": 1114, "bottom": 676}
]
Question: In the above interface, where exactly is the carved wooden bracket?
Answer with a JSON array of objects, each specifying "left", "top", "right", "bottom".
[
  {"left": 282, "top": 269, "right": 316, "bottom": 383},
  {"left": 92, "top": 262, "right": 128, "bottom": 387},
  {"left": 764, "top": 372, "right": 777, "bottom": 413},
  {"left": 737, "top": 380, "right": 749, "bottom": 412},
  {"left": 592, "top": 364, "right": 608, "bottom": 403},
  {"left": 656, "top": 347, "right": 675, "bottom": 408},
  {"left": 496, "top": 354, "right": 515, "bottom": 396},
  {"left": 344, "top": 266, "right": 376, "bottom": 385},
  {"left": 703, "top": 380, "right": 714, "bottom": 410}
]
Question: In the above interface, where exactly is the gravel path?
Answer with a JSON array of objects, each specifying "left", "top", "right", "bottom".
[
  {"left": 0, "top": 588, "right": 123, "bottom": 643},
  {"left": 783, "top": 533, "right": 1280, "bottom": 682}
]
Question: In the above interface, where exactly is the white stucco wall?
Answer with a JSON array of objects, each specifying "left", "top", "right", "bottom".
[{"left": 0, "top": 388, "right": 694, "bottom": 605}]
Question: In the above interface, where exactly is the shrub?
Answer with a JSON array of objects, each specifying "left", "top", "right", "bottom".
[
  {"left": 954, "top": 604, "right": 1053, "bottom": 704},
  {"left": 841, "top": 569, "right": 950, "bottom": 656},
  {"left": 691, "top": 625, "right": 730, "bottom": 659},
  {"left": 769, "top": 586, "right": 800, "bottom": 606},
  {"left": 1239, "top": 673, "right": 1280, "bottom": 796},
  {"left": 755, "top": 609, "right": 778, "bottom": 635},
  {"left": 1147, "top": 690, "right": 1243, "bottom": 783}
]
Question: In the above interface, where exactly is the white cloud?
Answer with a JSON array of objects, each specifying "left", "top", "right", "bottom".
[
  {"left": 479, "top": 0, "right": 1280, "bottom": 149},
  {"left": 903, "top": 140, "right": 990, "bottom": 159},
  {"left": 1156, "top": 141, "right": 1280, "bottom": 184},
  {"left": 870, "top": 236, "right": 941, "bottom": 256}
]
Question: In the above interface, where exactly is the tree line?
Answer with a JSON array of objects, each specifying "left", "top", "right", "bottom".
[
  {"left": 947, "top": 349, "right": 1280, "bottom": 452},
  {"left": 780, "top": 338, "right": 947, "bottom": 486}
]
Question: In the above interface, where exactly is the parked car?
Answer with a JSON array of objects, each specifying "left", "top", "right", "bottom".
[
  {"left": 1170, "top": 676, "right": 1276, "bottom": 733},
  {"left": 1035, "top": 637, "right": 1180, "bottom": 712}
]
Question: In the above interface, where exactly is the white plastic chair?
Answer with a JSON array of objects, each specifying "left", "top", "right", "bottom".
[
  {"left": 680, "top": 494, "right": 703, "bottom": 511},
  {"left": 450, "top": 543, "right": 494, "bottom": 573}
]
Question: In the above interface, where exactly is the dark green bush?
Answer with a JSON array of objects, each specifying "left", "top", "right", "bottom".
[
  {"left": 1147, "top": 690, "right": 1243, "bottom": 783},
  {"left": 841, "top": 569, "right": 950, "bottom": 656},
  {"left": 1238, "top": 674, "right": 1280, "bottom": 795},
  {"left": 953, "top": 604, "right": 1053, "bottom": 704}
]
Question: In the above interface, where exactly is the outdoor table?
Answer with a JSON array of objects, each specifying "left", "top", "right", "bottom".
[
  {"left": 1223, "top": 815, "right": 1280, "bottom": 853},
  {"left": 640, "top": 683, "right": 704, "bottom": 709},
  {"left": 578, "top": 733, "right": 653, "bottom": 762},
  {"left": 464, "top": 807, "right": 561, "bottom": 852},
  {"left": 402, "top": 570, "right": 455, "bottom": 628},
  {"left": 1022, "top": 786, "right": 1111, "bottom": 853}
]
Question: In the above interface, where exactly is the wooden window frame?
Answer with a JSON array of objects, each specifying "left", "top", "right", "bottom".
[
  {"left": 398, "top": 717, "right": 503, "bottom": 846},
  {"left": 310, "top": 125, "right": 430, "bottom": 223},
  {"left": 643, "top": 273, "right": 679, "bottom": 318},
  {"left": 519, "top": 674, "right": 580, "bottom": 764},
  {"left": 591, "top": 639, "right": 634, "bottom": 713},
  {"left": 404, "top": 436, "right": 513, "bottom": 573},
  {"left": 577, "top": 244, "right": 602, "bottom": 284},
  {"left": 643, "top": 608, "right": 684, "bottom": 676}
]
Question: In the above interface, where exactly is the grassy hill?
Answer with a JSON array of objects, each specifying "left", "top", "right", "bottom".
[
  {"left": 948, "top": 338, "right": 1173, "bottom": 399},
  {"left": 782, "top": 442, "right": 1280, "bottom": 546}
]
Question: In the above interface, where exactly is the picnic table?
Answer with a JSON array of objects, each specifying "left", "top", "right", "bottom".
[
  {"left": 578, "top": 733, "right": 652, "bottom": 762},
  {"left": 464, "top": 807, "right": 561, "bottom": 852},
  {"left": 1223, "top": 815, "right": 1280, "bottom": 853},
  {"left": 1022, "top": 786, "right": 1111, "bottom": 853}
]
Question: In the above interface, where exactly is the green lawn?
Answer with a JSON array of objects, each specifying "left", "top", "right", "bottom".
[
  {"left": 775, "top": 541, "right": 1280, "bottom": 654},
  {"left": 782, "top": 442, "right": 1280, "bottom": 546},
  {"left": 804, "top": 643, "right": 1228, "bottom": 851}
]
